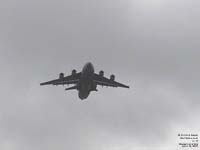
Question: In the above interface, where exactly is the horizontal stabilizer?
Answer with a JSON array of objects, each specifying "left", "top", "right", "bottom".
[{"left": 65, "top": 85, "right": 77, "bottom": 91}]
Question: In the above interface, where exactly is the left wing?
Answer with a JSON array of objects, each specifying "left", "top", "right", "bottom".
[
  {"left": 40, "top": 72, "right": 81, "bottom": 86},
  {"left": 93, "top": 73, "right": 129, "bottom": 88}
]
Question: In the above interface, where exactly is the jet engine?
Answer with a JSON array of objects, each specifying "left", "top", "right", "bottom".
[
  {"left": 72, "top": 69, "right": 77, "bottom": 76},
  {"left": 110, "top": 74, "right": 115, "bottom": 81},
  {"left": 59, "top": 73, "right": 64, "bottom": 79},
  {"left": 99, "top": 70, "right": 104, "bottom": 77}
]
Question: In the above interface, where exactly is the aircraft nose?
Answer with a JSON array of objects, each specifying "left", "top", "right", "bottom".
[
  {"left": 87, "top": 62, "right": 92, "bottom": 67},
  {"left": 87, "top": 62, "right": 94, "bottom": 72}
]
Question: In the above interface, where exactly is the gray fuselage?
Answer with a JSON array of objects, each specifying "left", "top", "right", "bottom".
[{"left": 77, "top": 62, "right": 96, "bottom": 100}]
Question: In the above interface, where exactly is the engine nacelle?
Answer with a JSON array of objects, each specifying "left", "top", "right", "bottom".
[
  {"left": 59, "top": 73, "right": 64, "bottom": 79},
  {"left": 72, "top": 69, "right": 77, "bottom": 76},
  {"left": 99, "top": 70, "right": 104, "bottom": 77},
  {"left": 110, "top": 74, "right": 115, "bottom": 81}
]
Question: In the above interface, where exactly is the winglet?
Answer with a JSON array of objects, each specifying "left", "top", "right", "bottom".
[
  {"left": 40, "top": 82, "right": 46, "bottom": 86},
  {"left": 40, "top": 81, "right": 52, "bottom": 86}
]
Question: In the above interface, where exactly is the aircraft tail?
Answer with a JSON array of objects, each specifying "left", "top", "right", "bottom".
[{"left": 65, "top": 85, "right": 77, "bottom": 91}]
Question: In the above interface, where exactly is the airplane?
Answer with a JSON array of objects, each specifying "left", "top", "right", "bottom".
[{"left": 40, "top": 62, "right": 129, "bottom": 100}]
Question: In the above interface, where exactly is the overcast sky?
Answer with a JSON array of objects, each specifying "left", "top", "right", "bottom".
[{"left": 0, "top": 0, "right": 200, "bottom": 150}]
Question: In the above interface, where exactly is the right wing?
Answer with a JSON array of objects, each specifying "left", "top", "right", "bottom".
[
  {"left": 93, "top": 73, "right": 129, "bottom": 88},
  {"left": 40, "top": 72, "right": 81, "bottom": 86}
]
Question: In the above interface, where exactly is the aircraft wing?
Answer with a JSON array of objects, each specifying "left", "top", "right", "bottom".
[
  {"left": 93, "top": 73, "right": 129, "bottom": 88},
  {"left": 40, "top": 72, "right": 81, "bottom": 86}
]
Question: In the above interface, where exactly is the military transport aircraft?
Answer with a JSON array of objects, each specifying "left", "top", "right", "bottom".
[{"left": 40, "top": 62, "right": 129, "bottom": 100}]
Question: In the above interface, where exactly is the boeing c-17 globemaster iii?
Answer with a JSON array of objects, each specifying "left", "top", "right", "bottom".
[{"left": 40, "top": 62, "right": 129, "bottom": 100}]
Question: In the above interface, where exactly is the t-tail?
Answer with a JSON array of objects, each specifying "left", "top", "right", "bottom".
[{"left": 65, "top": 85, "right": 77, "bottom": 91}]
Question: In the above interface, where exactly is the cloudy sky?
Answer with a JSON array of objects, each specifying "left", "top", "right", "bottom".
[{"left": 0, "top": 0, "right": 200, "bottom": 149}]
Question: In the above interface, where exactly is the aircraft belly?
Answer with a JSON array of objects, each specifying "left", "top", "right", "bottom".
[
  {"left": 78, "top": 79, "right": 92, "bottom": 100},
  {"left": 78, "top": 90, "right": 90, "bottom": 100}
]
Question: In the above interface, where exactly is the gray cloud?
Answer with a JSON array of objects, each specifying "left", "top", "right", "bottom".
[{"left": 0, "top": 0, "right": 200, "bottom": 149}]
